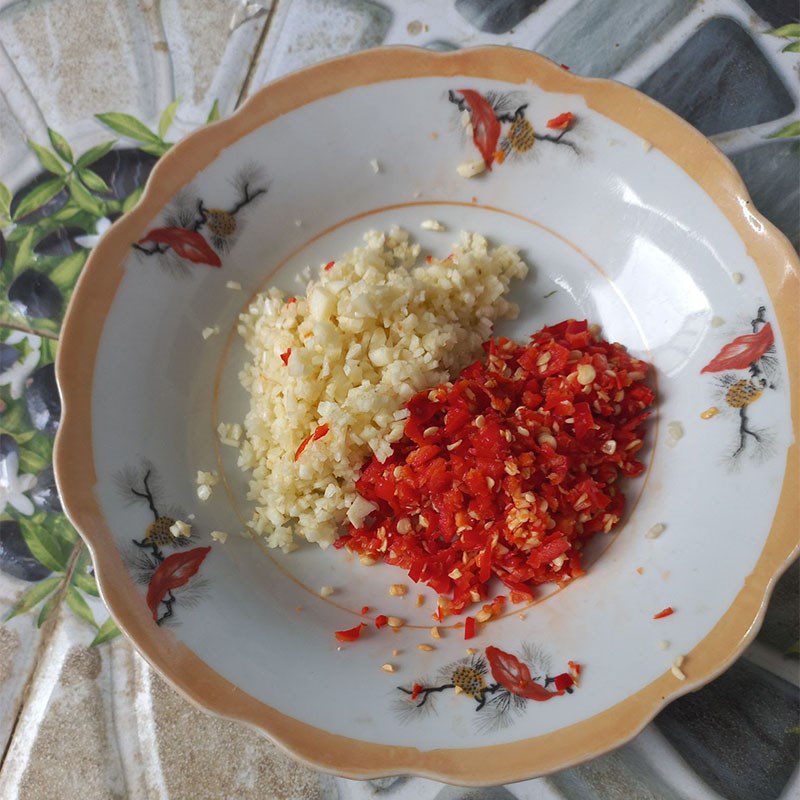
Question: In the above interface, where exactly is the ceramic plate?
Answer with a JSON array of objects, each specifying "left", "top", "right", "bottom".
[{"left": 54, "top": 48, "right": 799, "bottom": 784}]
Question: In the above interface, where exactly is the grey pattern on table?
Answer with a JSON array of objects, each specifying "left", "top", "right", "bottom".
[{"left": 0, "top": 0, "right": 797, "bottom": 798}]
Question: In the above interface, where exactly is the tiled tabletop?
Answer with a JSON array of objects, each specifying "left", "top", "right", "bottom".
[{"left": 0, "top": 1, "right": 797, "bottom": 798}]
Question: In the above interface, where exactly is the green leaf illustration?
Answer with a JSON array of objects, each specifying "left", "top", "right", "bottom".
[
  {"left": 48, "top": 514, "right": 78, "bottom": 552},
  {"left": 0, "top": 181, "right": 11, "bottom": 218},
  {"left": 4, "top": 576, "right": 61, "bottom": 621},
  {"left": 37, "top": 590, "right": 60, "bottom": 628},
  {"left": 71, "top": 569, "right": 99, "bottom": 597},
  {"left": 138, "top": 141, "right": 170, "bottom": 157},
  {"left": 783, "top": 41, "right": 800, "bottom": 53},
  {"left": 768, "top": 120, "right": 800, "bottom": 139},
  {"left": 76, "top": 140, "right": 116, "bottom": 168},
  {"left": 90, "top": 616, "right": 122, "bottom": 647},
  {"left": 66, "top": 586, "right": 97, "bottom": 628},
  {"left": 769, "top": 23, "right": 800, "bottom": 38},
  {"left": 18, "top": 516, "right": 70, "bottom": 572},
  {"left": 28, "top": 140, "right": 67, "bottom": 176},
  {"left": 48, "top": 128, "right": 74, "bottom": 164},
  {"left": 12, "top": 177, "right": 65, "bottom": 220},
  {"left": 77, "top": 167, "right": 111, "bottom": 194},
  {"left": 95, "top": 112, "right": 161, "bottom": 145},
  {"left": 207, "top": 99, "right": 221, "bottom": 123},
  {"left": 68, "top": 174, "right": 104, "bottom": 216},
  {"left": 122, "top": 185, "right": 144, "bottom": 213},
  {"left": 50, "top": 249, "right": 88, "bottom": 290},
  {"left": 71, "top": 548, "right": 99, "bottom": 597},
  {"left": 17, "top": 435, "right": 53, "bottom": 474},
  {"left": 159, "top": 99, "right": 179, "bottom": 140}
]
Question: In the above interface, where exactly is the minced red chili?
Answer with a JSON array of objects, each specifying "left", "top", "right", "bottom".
[
  {"left": 336, "top": 320, "right": 653, "bottom": 618},
  {"left": 464, "top": 616, "right": 476, "bottom": 640},
  {"left": 653, "top": 606, "right": 674, "bottom": 619},
  {"left": 294, "top": 423, "right": 330, "bottom": 461},
  {"left": 374, "top": 614, "right": 389, "bottom": 629}
]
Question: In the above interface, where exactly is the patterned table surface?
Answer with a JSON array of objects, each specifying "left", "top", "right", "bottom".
[{"left": 0, "top": 1, "right": 797, "bottom": 798}]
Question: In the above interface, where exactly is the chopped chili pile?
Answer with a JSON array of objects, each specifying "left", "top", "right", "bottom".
[{"left": 336, "top": 320, "right": 653, "bottom": 618}]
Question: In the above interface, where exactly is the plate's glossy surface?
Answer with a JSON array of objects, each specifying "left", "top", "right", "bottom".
[{"left": 54, "top": 47, "right": 799, "bottom": 784}]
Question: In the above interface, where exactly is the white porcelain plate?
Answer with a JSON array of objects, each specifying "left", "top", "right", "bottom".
[{"left": 55, "top": 48, "right": 799, "bottom": 784}]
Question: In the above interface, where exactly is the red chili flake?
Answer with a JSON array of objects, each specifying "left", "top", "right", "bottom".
[
  {"left": 568, "top": 660, "right": 582, "bottom": 676},
  {"left": 547, "top": 112, "right": 575, "bottom": 131},
  {"left": 560, "top": 63, "right": 571, "bottom": 70},
  {"left": 553, "top": 672, "right": 574, "bottom": 692},
  {"left": 286, "top": 297, "right": 297, "bottom": 305},
  {"left": 426, "top": 255, "right": 432, "bottom": 264},
  {"left": 653, "top": 606, "right": 675, "bottom": 619},
  {"left": 336, "top": 320, "right": 653, "bottom": 618},
  {"left": 494, "top": 149, "right": 506, "bottom": 164},
  {"left": 464, "top": 616, "right": 476, "bottom": 640},
  {"left": 374, "top": 614, "right": 389, "bottom": 629},
  {"left": 411, "top": 682, "right": 423, "bottom": 701},
  {"left": 334, "top": 623, "right": 365, "bottom": 642},
  {"left": 361, "top": 606, "right": 370, "bottom": 615},
  {"left": 294, "top": 423, "right": 330, "bottom": 461},
  {"left": 280, "top": 348, "right": 291, "bottom": 366},
  {"left": 324, "top": 260, "right": 335, "bottom": 271}
]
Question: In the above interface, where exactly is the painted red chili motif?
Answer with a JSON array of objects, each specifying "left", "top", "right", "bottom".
[
  {"left": 458, "top": 89, "right": 502, "bottom": 169},
  {"left": 701, "top": 323, "right": 774, "bottom": 373},
  {"left": 146, "top": 546, "right": 211, "bottom": 621},
  {"left": 485, "top": 645, "right": 563, "bottom": 701},
  {"left": 138, "top": 227, "right": 222, "bottom": 267}
]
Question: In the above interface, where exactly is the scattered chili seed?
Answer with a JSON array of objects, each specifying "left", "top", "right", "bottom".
[
  {"left": 417, "top": 644, "right": 434, "bottom": 651},
  {"left": 392, "top": 648, "right": 401, "bottom": 656},
  {"left": 465, "top": 647, "right": 477, "bottom": 655},
  {"left": 653, "top": 606, "right": 675, "bottom": 619},
  {"left": 416, "top": 594, "right": 425, "bottom": 607},
  {"left": 389, "top": 584, "right": 407, "bottom": 596},
  {"left": 381, "top": 663, "right": 396, "bottom": 673},
  {"left": 701, "top": 406, "right": 720, "bottom": 419},
  {"left": 387, "top": 616, "right": 405, "bottom": 628}
]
